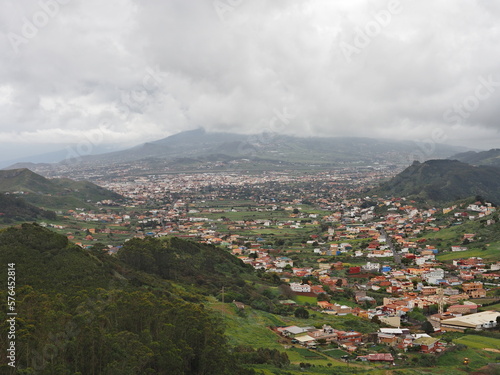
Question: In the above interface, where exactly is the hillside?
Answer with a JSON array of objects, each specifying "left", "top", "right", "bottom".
[
  {"left": 0, "top": 193, "right": 56, "bottom": 223},
  {"left": 6, "top": 129, "right": 469, "bottom": 175},
  {"left": 369, "top": 159, "right": 500, "bottom": 204},
  {"left": 0, "top": 168, "right": 122, "bottom": 209},
  {"left": 0, "top": 224, "right": 258, "bottom": 374},
  {"left": 450, "top": 148, "right": 500, "bottom": 167}
]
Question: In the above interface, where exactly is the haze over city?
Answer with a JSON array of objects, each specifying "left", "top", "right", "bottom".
[{"left": 1, "top": 0, "right": 499, "bottom": 164}]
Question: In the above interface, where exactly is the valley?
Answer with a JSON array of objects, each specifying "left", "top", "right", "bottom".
[{"left": 2, "top": 150, "right": 500, "bottom": 374}]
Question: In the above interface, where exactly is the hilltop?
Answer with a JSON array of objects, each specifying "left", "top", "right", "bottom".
[
  {"left": 369, "top": 159, "right": 500, "bottom": 204},
  {"left": 0, "top": 168, "right": 122, "bottom": 209}
]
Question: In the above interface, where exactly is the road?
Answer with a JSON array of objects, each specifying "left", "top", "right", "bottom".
[{"left": 381, "top": 228, "right": 402, "bottom": 267}]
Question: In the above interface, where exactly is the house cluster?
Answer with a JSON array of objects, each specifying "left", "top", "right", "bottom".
[
  {"left": 277, "top": 324, "right": 363, "bottom": 352},
  {"left": 276, "top": 324, "right": 445, "bottom": 356},
  {"left": 376, "top": 328, "right": 443, "bottom": 353}
]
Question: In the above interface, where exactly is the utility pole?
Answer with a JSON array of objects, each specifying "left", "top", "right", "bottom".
[{"left": 438, "top": 287, "right": 444, "bottom": 315}]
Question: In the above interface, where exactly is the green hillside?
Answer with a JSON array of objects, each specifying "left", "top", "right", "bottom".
[
  {"left": 0, "top": 224, "right": 258, "bottom": 374},
  {"left": 0, "top": 168, "right": 53, "bottom": 193},
  {"left": 1, "top": 223, "right": 498, "bottom": 374},
  {"left": 0, "top": 193, "right": 56, "bottom": 223},
  {"left": 370, "top": 159, "right": 500, "bottom": 204},
  {"left": 0, "top": 168, "right": 121, "bottom": 209}
]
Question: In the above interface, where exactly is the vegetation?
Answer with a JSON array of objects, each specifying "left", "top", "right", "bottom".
[
  {"left": 370, "top": 159, "right": 500, "bottom": 204},
  {"left": 452, "top": 148, "right": 500, "bottom": 167},
  {"left": 117, "top": 236, "right": 285, "bottom": 313},
  {"left": 0, "top": 224, "right": 255, "bottom": 374},
  {"left": 0, "top": 193, "right": 56, "bottom": 223},
  {"left": 0, "top": 168, "right": 122, "bottom": 209}
]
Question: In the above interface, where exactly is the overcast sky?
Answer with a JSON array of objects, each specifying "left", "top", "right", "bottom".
[{"left": 0, "top": 0, "right": 499, "bottom": 162}]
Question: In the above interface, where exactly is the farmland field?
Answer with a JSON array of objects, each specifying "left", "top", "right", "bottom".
[
  {"left": 437, "top": 243, "right": 500, "bottom": 261},
  {"left": 454, "top": 335, "right": 500, "bottom": 350}
]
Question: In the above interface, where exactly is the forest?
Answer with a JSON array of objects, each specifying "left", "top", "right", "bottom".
[{"left": 0, "top": 224, "right": 280, "bottom": 374}]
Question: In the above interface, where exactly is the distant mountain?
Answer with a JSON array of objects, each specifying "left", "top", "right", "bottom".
[
  {"left": 5, "top": 129, "right": 471, "bottom": 177},
  {"left": 0, "top": 149, "right": 72, "bottom": 169},
  {"left": 0, "top": 193, "right": 56, "bottom": 223},
  {"left": 0, "top": 143, "right": 127, "bottom": 169},
  {"left": 369, "top": 159, "right": 500, "bottom": 204},
  {"left": 75, "top": 128, "right": 469, "bottom": 165},
  {"left": 1, "top": 161, "right": 54, "bottom": 170},
  {"left": 450, "top": 148, "right": 500, "bottom": 167},
  {"left": 0, "top": 168, "right": 122, "bottom": 209}
]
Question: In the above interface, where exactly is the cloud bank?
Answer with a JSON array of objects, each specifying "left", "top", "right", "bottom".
[{"left": 0, "top": 0, "right": 499, "bottom": 160}]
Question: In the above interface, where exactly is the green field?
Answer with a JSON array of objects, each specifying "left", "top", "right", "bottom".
[
  {"left": 207, "top": 300, "right": 500, "bottom": 374},
  {"left": 295, "top": 295, "right": 318, "bottom": 305},
  {"left": 208, "top": 301, "right": 350, "bottom": 367},
  {"left": 455, "top": 334, "right": 500, "bottom": 350},
  {"left": 437, "top": 242, "right": 500, "bottom": 261},
  {"left": 480, "top": 302, "right": 500, "bottom": 311}
]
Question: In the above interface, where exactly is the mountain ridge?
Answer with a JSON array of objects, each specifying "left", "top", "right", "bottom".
[
  {"left": 3, "top": 129, "right": 472, "bottom": 171},
  {"left": 450, "top": 148, "right": 500, "bottom": 167}
]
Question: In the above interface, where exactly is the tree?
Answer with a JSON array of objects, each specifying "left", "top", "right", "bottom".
[
  {"left": 317, "top": 293, "right": 329, "bottom": 302},
  {"left": 427, "top": 304, "right": 439, "bottom": 315},
  {"left": 421, "top": 321, "right": 435, "bottom": 334},
  {"left": 294, "top": 307, "right": 309, "bottom": 319}
]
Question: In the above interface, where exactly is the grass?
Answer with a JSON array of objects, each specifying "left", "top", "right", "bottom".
[
  {"left": 321, "top": 348, "right": 348, "bottom": 359},
  {"left": 436, "top": 346, "right": 494, "bottom": 371},
  {"left": 480, "top": 302, "right": 500, "bottom": 311},
  {"left": 437, "top": 243, "right": 500, "bottom": 261},
  {"left": 207, "top": 301, "right": 500, "bottom": 374},
  {"left": 454, "top": 335, "right": 500, "bottom": 350},
  {"left": 207, "top": 301, "right": 379, "bottom": 370},
  {"left": 247, "top": 363, "right": 384, "bottom": 375},
  {"left": 295, "top": 295, "right": 318, "bottom": 305}
]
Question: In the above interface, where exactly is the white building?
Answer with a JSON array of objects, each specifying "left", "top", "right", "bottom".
[
  {"left": 423, "top": 268, "right": 445, "bottom": 285},
  {"left": 290, "top": 283, "right": 311, "bottom": 293},
  {"left": 363, "top": 262, "right": 380, "bottom": 271}
]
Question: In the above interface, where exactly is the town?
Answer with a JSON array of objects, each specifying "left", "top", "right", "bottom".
[{"left": 19, "top": 165, "right": 500, "bottom": 368}]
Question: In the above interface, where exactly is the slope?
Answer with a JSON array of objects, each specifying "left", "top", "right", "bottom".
[
  {"left": 0, "top": 224, "right": 254, "bottom": 374},
  {"left": 0, "top": 193, "right": 56, "bottom": 223},
  {"left": 369, "top": 159, "right": 500, "bottom": 204},
  {"left": 450, "top": 148, "right": 500, "bottom": 167},
  {"left": 0, "top": 168, "right": 122, "bottom": 209},
  {"left": 17, "top": 129, "right": 468, "bottom": 169}
]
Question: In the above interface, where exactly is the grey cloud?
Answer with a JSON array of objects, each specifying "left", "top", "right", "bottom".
[{"left": 0, "top": 0, "right": 499, "bottom": 162}]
